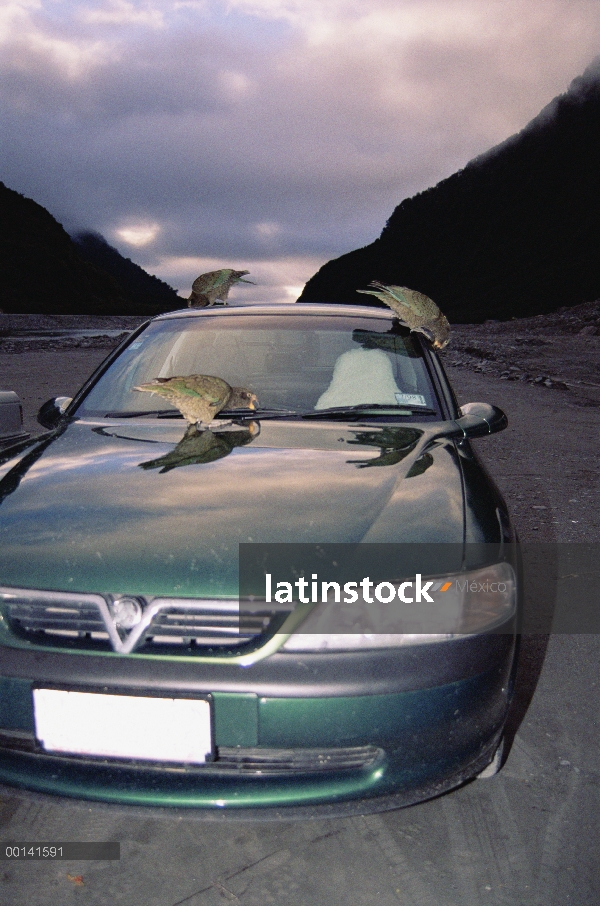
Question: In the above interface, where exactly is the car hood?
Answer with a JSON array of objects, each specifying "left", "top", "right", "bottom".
[{"left": 0, "top": 418, "right": 470, "bottom": 596}]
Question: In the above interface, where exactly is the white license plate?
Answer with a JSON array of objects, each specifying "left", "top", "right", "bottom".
[{"left": 33, "top": 688, "right": 213, "bottom": 764}]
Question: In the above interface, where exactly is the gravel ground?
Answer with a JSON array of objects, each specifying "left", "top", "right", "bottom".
[{"left": 443, "top": 299, "right": 600, "bottom": 409}]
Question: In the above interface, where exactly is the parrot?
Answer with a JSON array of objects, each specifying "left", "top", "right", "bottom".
[
  {"left": 133, "top": 374, "right": 258, "bottom": 427},
  {"left": 357, "top": 282, "right": 450, "bottom": 349},
  {"left": 187, "top": 269, "right": 254, "bottom": 307}
]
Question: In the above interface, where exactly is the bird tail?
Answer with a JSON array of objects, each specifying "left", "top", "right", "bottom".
[
  {"left": 356, "top": 286, "right": 386, "bottom": 301},
  {"left": 366, "top": 280, "right": 390, "bottom": 293}
]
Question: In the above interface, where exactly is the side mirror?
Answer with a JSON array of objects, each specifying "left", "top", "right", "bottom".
[
  {"left": 0, "top": 391, "right": 29, "bottom": 446},
  {"left": 456, "top": 402, "right": 507, "bottom": 438},
  {"left": 37, "top": 397, "right": 73, "bottom": 430}
]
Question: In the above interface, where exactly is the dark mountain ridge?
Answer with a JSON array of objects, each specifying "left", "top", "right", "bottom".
[
  {"left": 299, "top": 59, "right": 600, "bottom": 322},
  {"left": 0, "top": 182, "right": 183, "bottom": 315},
  {"left": 72, "top": 231, "right": 183, "bottom": 313}
]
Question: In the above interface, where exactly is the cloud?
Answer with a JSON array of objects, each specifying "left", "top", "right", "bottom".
[
  {"left": 0, "top": 0, "right": 112, "bottom": 79},
  {"left": 78, "top": 0, "right": 166, "bottom": 28},
  {"left": 115, "top": 221, "right": 161, "bottom": 246},
  {"left": 2, "top": 0, "right": 600, "bottom": 301}
]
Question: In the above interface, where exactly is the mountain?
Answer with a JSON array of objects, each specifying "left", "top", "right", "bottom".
[
  {"left": 72, "top": 232, "right": 183, "bottom": 314},
  {"left": 0, "top": 182, "right": 183, "bottom": 315},
  {"left": 299, "top": 59, "right": 600, "bottom": 322}
]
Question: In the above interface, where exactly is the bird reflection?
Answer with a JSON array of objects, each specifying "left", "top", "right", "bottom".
[
  {"left": 347, "top": 426, "right": 433, "bottom": 476},
  {"left": 139, "top": 422, "right": 259, "bottom": 473}
]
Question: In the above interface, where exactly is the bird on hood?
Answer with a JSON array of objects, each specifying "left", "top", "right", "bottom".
[
  {"left": 356, "top": 282, "right": 450, "bottom": 349},
  {"left": 187, "top": 269, "right": 254, "bottom": 307},
  {"left": 133, "top": 374, "right": 258, "bottom": 427}
]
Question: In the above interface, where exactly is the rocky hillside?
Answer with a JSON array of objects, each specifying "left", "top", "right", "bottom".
[{"left": 299, "top": 59, "right": 600, "bottom": 323}]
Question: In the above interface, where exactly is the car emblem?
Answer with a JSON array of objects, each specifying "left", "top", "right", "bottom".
[{"left": 111, "top": 596, "right": 143, "bottom": 630}]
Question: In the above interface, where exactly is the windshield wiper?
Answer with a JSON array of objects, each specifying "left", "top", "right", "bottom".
[
  {"left": 104, "top": 409, "right": 184, "bottom": 419},
  {"left": 217, "top": 407, "right": 301, "bottom": 420},
  {"left": 103, "top": 404, "right": 436, "bottom": 422},
  {"left": 301, "top": 404, "right": 437, "bottom": 420}
]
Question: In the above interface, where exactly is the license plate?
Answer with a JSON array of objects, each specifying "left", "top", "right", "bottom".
[{"left": 33, "top": 688, "right": 213, "bottom": 764}]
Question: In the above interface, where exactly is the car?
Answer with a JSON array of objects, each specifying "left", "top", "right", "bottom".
[{"left": 0, "top": 303, "right": 519, "bottom": 815}]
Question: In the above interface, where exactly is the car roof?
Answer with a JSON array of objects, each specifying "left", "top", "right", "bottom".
[{"left": 153, "top": 303, "right": 395, "bottom": 322}]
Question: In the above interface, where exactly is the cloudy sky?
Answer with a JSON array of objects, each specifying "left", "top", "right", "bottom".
[{"left": 2, "top": 0, "right": 600, "bottom": 303}]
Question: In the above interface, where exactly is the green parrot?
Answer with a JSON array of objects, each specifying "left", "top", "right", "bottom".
[
  {"left": 357, "top": 282, "right": 450, "bottom": 349},
  {"left": 134, "top": 374, "right": 258, "bottom": 427},
  {"left": 187, "top": 269, "right": 254, "bottom": 307}
]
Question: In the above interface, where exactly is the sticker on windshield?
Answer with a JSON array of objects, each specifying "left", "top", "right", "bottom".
[{"left": 395, "top": 392, "right": 427, "bottom": 407}]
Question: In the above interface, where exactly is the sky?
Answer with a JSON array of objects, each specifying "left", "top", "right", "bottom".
[{"left": 1, "top": 1, "right": 600, "bottom": 304}]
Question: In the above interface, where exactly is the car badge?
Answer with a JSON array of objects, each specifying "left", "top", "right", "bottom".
[
  {"left": 111, "top": 596, "right": 143, "bottom": 631},
  {"left": 101, "top": 596, "right": 150, "bottom": 653}
]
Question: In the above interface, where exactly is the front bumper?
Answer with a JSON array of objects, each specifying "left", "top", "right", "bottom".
[{"left": 0, "top": 634, "right": 516, "bottom": 810}]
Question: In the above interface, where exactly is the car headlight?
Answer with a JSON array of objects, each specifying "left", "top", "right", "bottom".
[{"left": 282, "top": 561, "right": 516, "bottom": 651}]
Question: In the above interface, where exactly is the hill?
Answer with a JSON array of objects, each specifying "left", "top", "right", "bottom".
[
  {"left": 0, "top": 182, "right": 182, "bottom": 315},
  {"left": 72, "top": 232, "right": 183, "bottom": 314},
  {"left": 299, "top": 59, "right": 600, "bottom": 322}
]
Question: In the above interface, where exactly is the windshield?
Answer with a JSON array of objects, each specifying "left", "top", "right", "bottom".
[{"left": 75, "top": 313, "right": 440, "bottom": 419}]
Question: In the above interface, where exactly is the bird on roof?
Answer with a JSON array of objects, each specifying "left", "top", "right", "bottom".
[
  {"left": 187, "top": 269, "right": 254, "bottom": 307},
  {"left": 356, "top": 282, "right": 450, "bottom": 349},
  {"left": 133, "top": 375, "right": 258, "bottom": 427}
]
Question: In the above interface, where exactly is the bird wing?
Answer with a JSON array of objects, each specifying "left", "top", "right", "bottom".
[
  {"left": 191, "top": 271, "right": 222, "bottom": 294},
  {"left": 169, "top": 375, "right": 231, "bottom": 404},
  {"left": 135, "top": 375, "right": 231, "bottom": 404},
  {"left": 375, "top": 284, "right": 436, "bottom": 318},
  {"left": 356, "top": 286, "right": 391, "bottom": 305}
]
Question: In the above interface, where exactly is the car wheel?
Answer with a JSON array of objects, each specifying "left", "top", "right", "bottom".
[{"left": 476, "top": 736, "right": 505, "bottom": 779}]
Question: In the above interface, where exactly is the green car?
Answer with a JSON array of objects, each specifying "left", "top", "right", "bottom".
[{"left": 0, "top": 304, "right": 518, "bottom": 814}]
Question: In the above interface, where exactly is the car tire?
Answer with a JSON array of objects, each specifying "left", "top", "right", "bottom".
[{"left": 476, "top": 737, "right": 505, "bottom": 779}]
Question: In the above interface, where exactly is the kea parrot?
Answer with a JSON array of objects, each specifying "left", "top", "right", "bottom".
[
  {"left": 357, "top": 282, "right": 450, "bottom": 350},
  {"left": 133, "top": 374, "right": 258, "bottom": 427},
  {"left": 187, "top": 269, "right": 254, "bottom": 307}
]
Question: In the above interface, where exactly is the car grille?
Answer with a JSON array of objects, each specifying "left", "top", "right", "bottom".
[
  {"left": 0, "top": 588, "right": 288, "bottom": 655},
  {"left": 0, "top": 730, "right": 382, "bottom": 774},
  {"left": 214, "top": 745, "right": 382, "bottom": 773}
]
